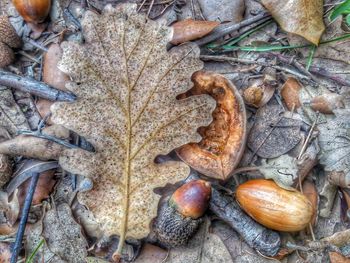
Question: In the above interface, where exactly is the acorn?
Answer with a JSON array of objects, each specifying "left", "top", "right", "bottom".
[
  {"left": 236, "top": 179, "right": 313, "bottom": 232},
  {"left": 153, "top": 180, "right": 211, "bottom": 247},
  {"left": 12, "top": 0, "right": 51, "bottom": 24}
]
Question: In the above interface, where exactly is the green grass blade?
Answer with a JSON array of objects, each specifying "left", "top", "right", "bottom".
[
  {"left": 330, "top": 0, "right": 350, "bottom": 21},
  {"left": 25, "top": 239, "right": 44, "bottom": 263},
  {"left": 220, "top": 34, "right": 350, "bottom": 52},
  {"left": 306, "top": 45, "right": 317, "bottom": 71},
  {"left": 226, "top": 20, "right": 273, "bottom": 46}
]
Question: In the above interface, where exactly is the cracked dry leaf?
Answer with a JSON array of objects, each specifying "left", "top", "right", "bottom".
[
  {"left": 318, "top": 108, "right": 350, "bottom": 183},
  {"left": 0, "top": 87, "right": 29, "bottom": 136},
  {"left": 51, "top": 3, "right": 215, "bottom": 250},
  {"left": 26, "top": 203, "right": 87, "bottom": 263},
  {"left": 261, "top": 0, "right": 325, "bottom": 45}
]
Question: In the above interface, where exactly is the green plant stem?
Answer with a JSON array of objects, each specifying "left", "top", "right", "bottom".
[
  {"left": 25, "top": 239, "right": 44, "bottom": 263},
  {"left": 306, "top": 45, "right": 317, "bottom": 71}
]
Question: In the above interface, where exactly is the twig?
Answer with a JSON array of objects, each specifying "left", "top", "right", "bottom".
[
  {"left": 16, "top": 130, "right": 90, "bottom": 151},
  {"left": 200, "top": 55, "right": 312, "bottom": 81},
  {"left": 261, "top": 53, "right": 350, "bottom": 86},
  {"left": 11, "top": 173, "right": 40, "bottom": 263},
  {"left": 0, "top": 70, "right": 76, "bottom": 101},
  {"left": 195, "top": 12, "right": 271, "bottom": 46}
]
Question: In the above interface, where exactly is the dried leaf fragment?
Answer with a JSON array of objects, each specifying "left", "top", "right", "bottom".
[
  {"left": 329, "top": 252, "right": 350, "bottom": 263},
  {"left": 280, "top": 77, "right": 302, "bottom": 111},
  {"left": 176, "top": 71, "right": 246, "bottom": 180},
  {"left": 25, "top": 203, "right": 88, "bottom": 263},
  {"left": 261, "top": 0, "right": 325, "bottom": 45},
  {"left": 171, "top": 19, "right": 219, "bottom": 45},
  {"left": 247, "top": 105, "right": 302, "bottom": 158},
  {"left": 0, "top": 125, "right": 70, "bottom": 160},
  {"left": 51, "top": 3, "right": 215, "bottom": 247}
]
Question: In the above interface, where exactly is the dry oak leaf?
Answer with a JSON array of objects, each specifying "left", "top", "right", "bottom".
[
  {"left": 51, "top": 3, "right": 215, "bottom": 246},
  {"left": 261, "top": 0, "right": 325, "bottom": 45}
]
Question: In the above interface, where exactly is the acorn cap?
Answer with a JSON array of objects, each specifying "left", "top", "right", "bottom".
[
  {"left": 0, "top": 16, "right": 22, "bottom": 49},
  {"left": 0, "top": 42, "right": 15, "bottom": 68}
]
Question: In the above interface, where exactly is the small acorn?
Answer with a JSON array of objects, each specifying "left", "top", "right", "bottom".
[
  {"left": 12, "top": 0, "right": 51, "bottom": 24},
  {"left": 153, "top": 180, "right": 211, "bottom": 247}
]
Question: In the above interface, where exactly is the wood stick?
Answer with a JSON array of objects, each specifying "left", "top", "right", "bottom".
[
  {"left": 11, "top": 173, "right": 40, "bottom": 263},
  {"left": 0, "top": 70, "right": 76, "bottom": 101},
  {"left": 195, "top": 12, "right": 272, "bottom": 46}
]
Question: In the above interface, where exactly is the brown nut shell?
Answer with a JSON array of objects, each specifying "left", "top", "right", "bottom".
[
  {"left": 12, "top": 0, "right": 51, "bottom": 23},
  {"left": 280, "top": 77, "right": 302, "bottom": 111},
  {"left": 236, "top": 179, "right": 313, "bottom": 232},
  {"left": 169, "top": 180, "right": 211, "bottom": 219},
  {"left": 0, "top": 42, "right": 15, "bottom": 68},
  {"left": 176, "top": 71, "right": 246, "bottom": 180},
  {"left": 0, "top": 16, "right": 22, "bottom": 48}
]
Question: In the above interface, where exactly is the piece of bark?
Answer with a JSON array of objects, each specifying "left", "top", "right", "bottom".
[{"left": 209, "top": 187, "right": 281, "bottom": 257}]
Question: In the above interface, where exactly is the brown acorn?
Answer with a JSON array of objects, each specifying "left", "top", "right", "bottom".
[
  {"left": 153, "top": 180, "right": 211, "bottom": 247},
  {"left": 0, "top": 16, "right": 22, "bottom": 48},
  {"left": 12, "top": 0, "right": 51, "bottom": 24},
  {"left": 236, "top": 179, "right": 313, "bottom": 232}
]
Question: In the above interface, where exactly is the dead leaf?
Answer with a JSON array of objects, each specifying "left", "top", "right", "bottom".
[
  {"left": 0, "top": 87, "right": 29, "bottom": 136},
  {"left": 280, "top": 77, "right": 302, "bottom": 111},
  {"left": 0, "top": 125, "right": 70, "bottom": 160},
  {"left": 198, "top": 0, "right": 245, "bottom": 23},
  {"left": 0, "top": 242, "right": 11, "bottom": 263},
  {"left": 0, "top": 151, "right": 11, "bottom": 188},
  {"left": 25, "top": 203, "right": 88, "bottom": 263},
  {"left": 165, "top": 218, "right": 233, "bottom": 263},
  {"left": 176, "top": 71, "right": 246, "bottom": 180},
  {"left": 259, "top": 155, "right": 298, "bottom": 190},
  {"left": 310, "top": 93, "right": 345, "bottom": 114},
  {"left": 261, "top": 0, "right": 325, "bottom": 45},
  {"left": 328, "top": 171, "right": 350, "bottom": 188},
  {"left": 0, "top": 190, "right": 19, "bottom": 226},
  {"left": 36, "top": 43, "right": 70, "bottom": 122},
  {"left": 6, "top": 159, "right": 58, "bottom": 196},
  {"left": 171, "top": 19, "right": 219, "bottom": 45},
  {"left": 133, "top": 244, "right": 168, "bottom": 263},
  {"left": 303, "top": 180, "right": 318, "bottom": 226},
  {"left": 319, "top": 175, "right": 338, "bottom": 218},
  {"left": 247, "top": 104, "right": 302, "bottom": 158},
  {"left": 329, "top": 252, "right": 350, "bottom": 263},
  {"left": 318, "top": 109, "right": 350, "bottom": 183},
  {"left": 17, "top": 170, "right": 56, "bottom": 206},
  {"left": 51, "top": 3, "right": 215, "bottom": 246}
]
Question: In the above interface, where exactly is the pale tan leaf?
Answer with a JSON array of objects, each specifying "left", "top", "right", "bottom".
[
  {"left": 51, "top": 3, "right": 215, "bottom": 246},
  {"left": 261, "top": 0, "right": 325, "bottom": 45}
]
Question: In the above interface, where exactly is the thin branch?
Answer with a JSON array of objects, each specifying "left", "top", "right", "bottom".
[
  {"left": 11, "top": 173, "right": 40, "bottom": 263},
  {"left": 200, "top": 55, "right": 312, "bottom": 81},
  {"left": 0, "top": 70, "right": 76, "bottom": 101},
  {"left": 195, "top": 12, "right": 272, "bottom": 46}
]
